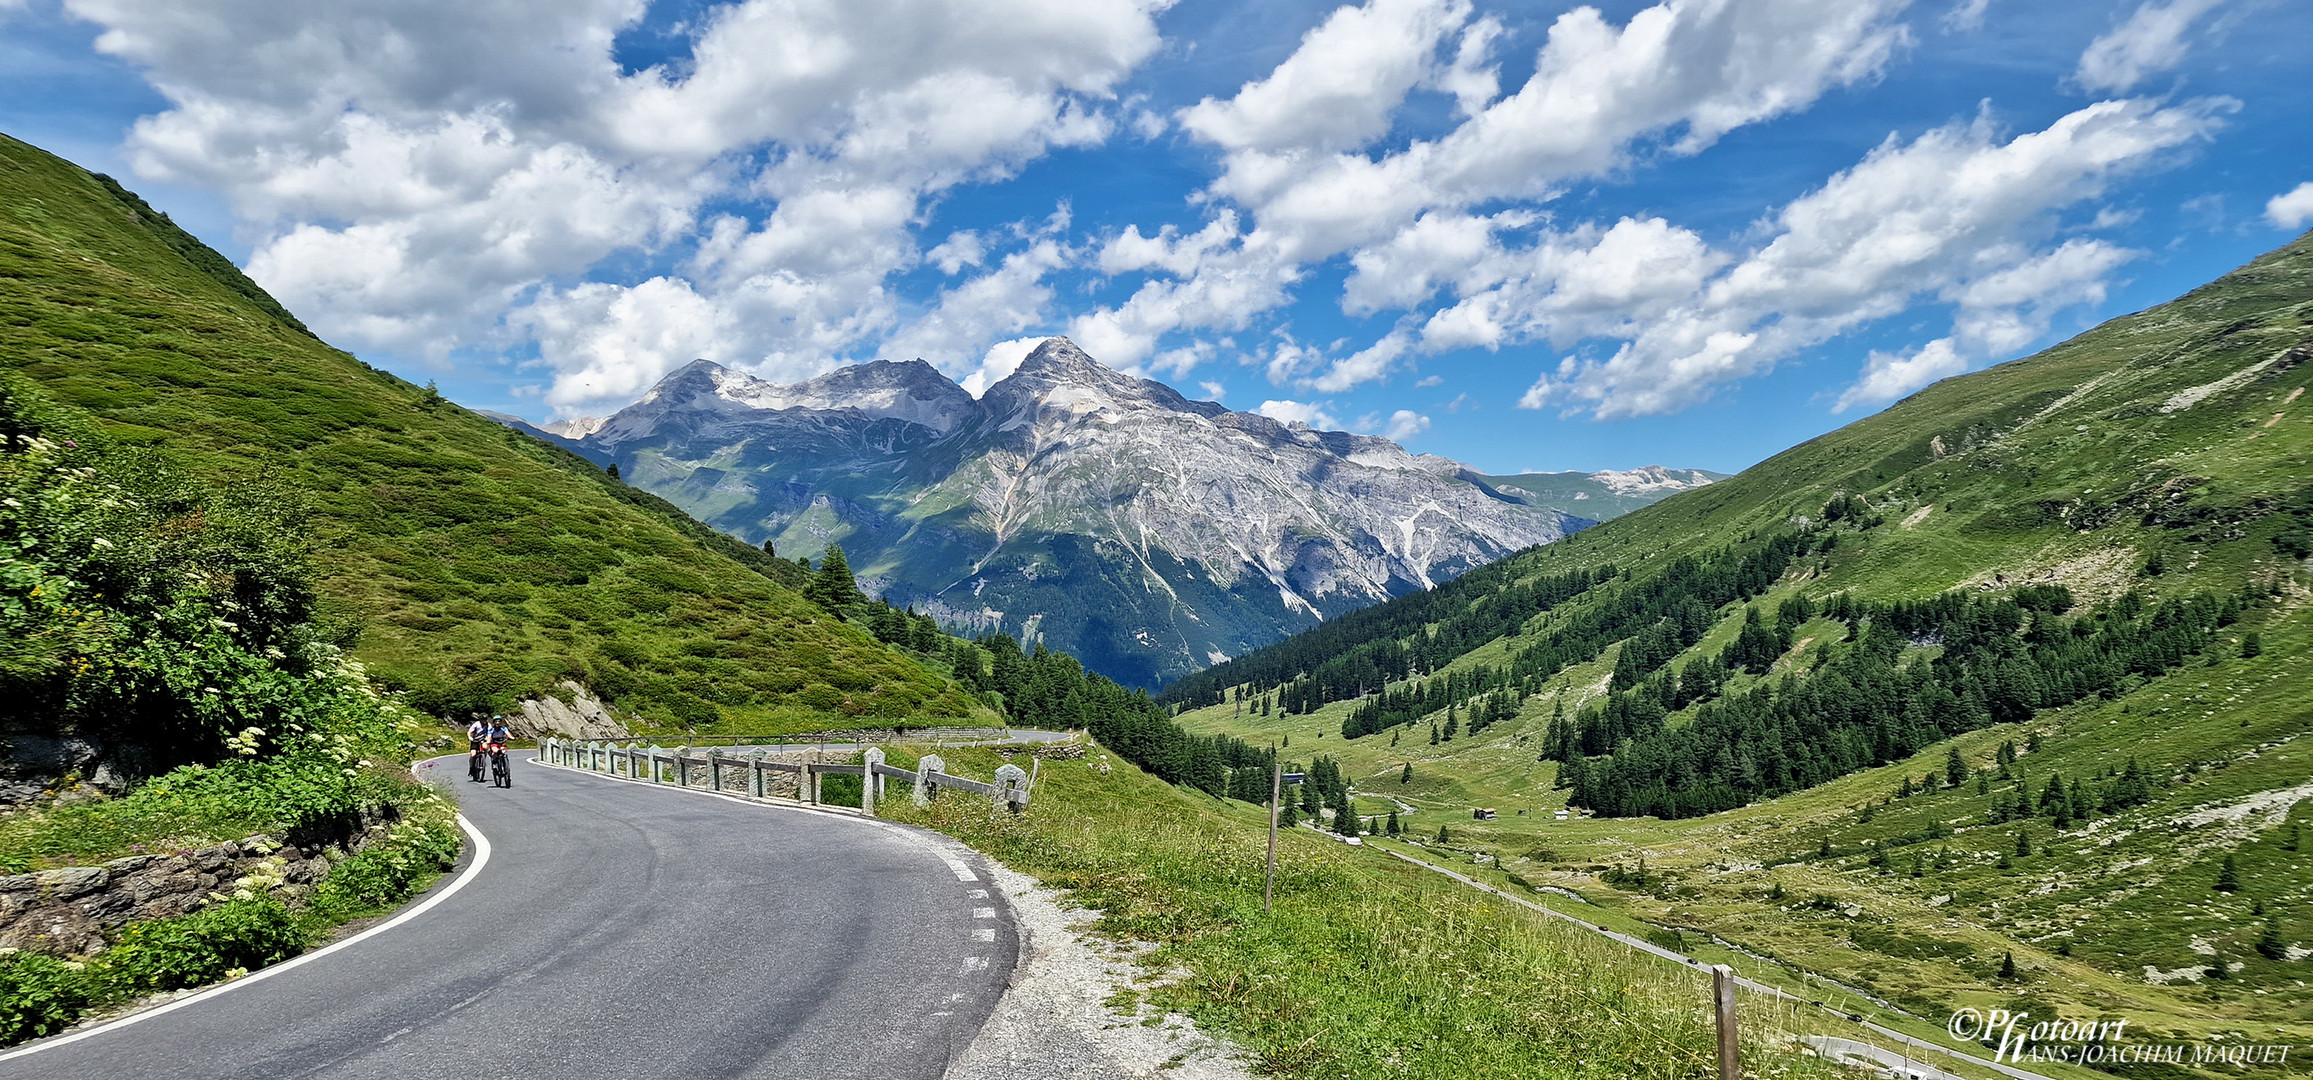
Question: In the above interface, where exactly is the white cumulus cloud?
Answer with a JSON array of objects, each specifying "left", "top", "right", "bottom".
[
  {"left": 2266, "top": 182, "right": 2313, "bottom": 231},
  {"left": 69, "top": 0, "right": 1170, "bottom": 415},
  {"left": 2075, "top": 0, "right": 2227, "bottom": 94},
  {"left": 1834, "top": 338, "right": 1967, "bottom": 413},
  {"left": 1383, "top": 409, "right": 1431, "bottom": 441},
  {"left": 1086, "top": 0, "right": 1910, "bottom": 384},
  {"left": 1256, "top": 398, "right": 1342, "bottom": 430},
  {"left": 1518, "top": 96, "right": 2229, "bottom": 418}
]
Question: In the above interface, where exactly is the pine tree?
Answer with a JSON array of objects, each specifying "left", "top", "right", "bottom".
[
  {"left": 2257, "top": 919, "right": 2287, "bottom": 961},
  {"left": 1998, "top": 951, "right": 2017, "bottom": 979},
  {"left": 1400, "top": 762, "right": 1413, "bottom": 784},
  {"left": 1436, "top": 825, "right": 1450, "bottom": 844},
  {"left": 1280, "top": 804, "right": 1299, "bottom": 828},
  {"left": 1946, "top": 745, "right": 1968, "bottom": 788},
  {"left": 1428, "top": 722, "right": 1440, "bottom": 746},
  {"left": 1442, "top": 708, "right": 1458, "bottom": 741},
  {"left": 1768, "top": 881, "right": 1785, "bottom": 901},
  {"left": 606, "top": 462, "right": 620, "bottom": 481},
  {"left": 1390, "top": 729, "right": 1400, "bottom": 746},
  {"left": 804, "top": 544, "right": 868, "bottom": 620},
  {"left": 2205, "top": 947, "right": 2230, "bottom": 980},
  {"left": 2014, "top": 831, "right": 2032, "bottom": 857},
  {"left": 1818, "top": 837, "right": 1833, "bottom": 859},
  {"left": 2216, "top": 853, "right": 2242, "bottom": 892},
  {"left": 1387, "top": 810, "right": 1401, "bottom": 836},
  {"left": 1976, "top": 775, "right": 1990, "bottom": 796},
  {"left": 760, "top": 538, "right": 776, "bottom": 557},
  {"left": 2284, "top": 821, "right": 2302, "bottom": 852},
  {"left": 2241, "top": 631, "right": 2262, "bottom": 659},
  {"left": 1910, "top": 854, "right": 1924, "bottom": 878}
]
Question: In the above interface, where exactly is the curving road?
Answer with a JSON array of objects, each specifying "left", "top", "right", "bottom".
[{"left": 0, "top": 754, "right": 1018, "bottom": 1080}]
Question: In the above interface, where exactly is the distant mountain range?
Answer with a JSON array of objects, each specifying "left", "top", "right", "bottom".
[{"left": 493, "top": 338, "right": 1715, "bottom": 687}]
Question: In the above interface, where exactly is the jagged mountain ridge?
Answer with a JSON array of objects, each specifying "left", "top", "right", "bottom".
[{"left": 541, "top": 338, "right": 1630, "bottom": 688}]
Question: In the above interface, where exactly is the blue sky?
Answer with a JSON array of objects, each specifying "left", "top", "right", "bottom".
[{"left": 4, "top": 0, "right": 2309, "bottom": 474}]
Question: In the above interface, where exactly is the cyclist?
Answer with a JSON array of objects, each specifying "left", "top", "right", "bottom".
[
  {"left": 485, "top": 717, "right": 514, "bottom": 787},
  {"left": 466, "top": 716, "right": 490, "bottom": 782}
]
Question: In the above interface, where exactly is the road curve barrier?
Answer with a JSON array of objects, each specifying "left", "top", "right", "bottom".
[{"left": 534, "top": 738, "right": 1033, "bottom": 817}]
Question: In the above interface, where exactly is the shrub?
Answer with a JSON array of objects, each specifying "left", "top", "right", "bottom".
[
  {"left": 0, "top": 952, "right": 97, "bottom": 1045},
  {"left": 102, "top": 897, "right": 306, "bottom": 997},
  {"left": 307, "top": 818, "right": 460, "bottom": 920}
]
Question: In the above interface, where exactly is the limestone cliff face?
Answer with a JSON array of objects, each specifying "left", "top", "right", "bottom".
[{"left": 565, "top": 338, "right": 1588, "bottom": 688}]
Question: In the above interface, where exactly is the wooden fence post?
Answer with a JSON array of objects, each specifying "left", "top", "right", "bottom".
[
  {"left": 1264, "top": 761, "right": 1281, "bottom": 913},
  {"left": 1713, "top": 964, "right": 1739, "bottom": 1080}
]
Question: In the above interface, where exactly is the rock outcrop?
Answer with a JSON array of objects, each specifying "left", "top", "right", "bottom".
[{"left": 514, "top": 681, "right": 632, "bottom": 741}]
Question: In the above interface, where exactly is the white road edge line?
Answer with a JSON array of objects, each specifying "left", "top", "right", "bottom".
[{"left": 0, "top": 811, "right": 494, "bottom": 1064}]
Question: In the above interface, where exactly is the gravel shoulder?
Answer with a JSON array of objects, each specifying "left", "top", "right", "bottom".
[{"left": 949, "top": 861, "right": 1258, "bottom": 1080}]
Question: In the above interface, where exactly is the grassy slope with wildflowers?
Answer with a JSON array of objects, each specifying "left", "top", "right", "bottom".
[
  {"left": 1172, "top": 233, "right": 2313, "bottom": 1075},
  {"left": 884, "top": 742, "right": 1869, "bottom": 1080}
]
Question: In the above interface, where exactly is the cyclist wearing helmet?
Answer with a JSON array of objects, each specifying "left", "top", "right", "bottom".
[
  {"left": 484, "top": 717, "right": 514, "bottom": 788},
  {"left": 466, "top": 717, "right": 490, "bottom": 782}
]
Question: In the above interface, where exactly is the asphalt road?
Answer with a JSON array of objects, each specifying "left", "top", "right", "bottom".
[{"left": 0, "top": 753, "right": 1018, "bottom": 1080}]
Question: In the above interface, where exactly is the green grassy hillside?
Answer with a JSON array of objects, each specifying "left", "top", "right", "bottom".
[
  {"left": 1173, "top": 233, "right": 2313, "bottom": 1073},
  {"left": 0, "top": 133, "right": 984, "bottom": 729}
]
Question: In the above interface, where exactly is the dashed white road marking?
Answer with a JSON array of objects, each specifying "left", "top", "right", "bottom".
[
  {"left": 973, "top": 928, "right": 996, "bottom": 942},
  {"left": 973, "top": 907, "right": 997, "bottom": 919},
  {"left": 960, "top": 956, "right": 990, "bottom": 973},
  {"left": 967, "top": 889, "right": 989, "bottom": 899}
]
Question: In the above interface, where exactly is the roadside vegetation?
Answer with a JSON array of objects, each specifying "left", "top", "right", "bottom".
[
  {"left": 887, "top": 744, "right": 1853, "bottom": 1080},
  {"left": 0, "top": 379, "right": 460, "bottom": 1044}
]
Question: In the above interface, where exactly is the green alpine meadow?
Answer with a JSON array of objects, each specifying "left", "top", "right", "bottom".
[{"left": 1171, "top": 227, "right": 2313, "bottom": 1070}]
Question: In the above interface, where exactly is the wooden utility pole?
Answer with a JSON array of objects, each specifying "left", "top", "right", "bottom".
[
  {"left": 1712, "top": 964, "right": 1739, "bottom": 1080},
  {"left": 1264, "top": 760, "right": 1282, "bottom": 913}
]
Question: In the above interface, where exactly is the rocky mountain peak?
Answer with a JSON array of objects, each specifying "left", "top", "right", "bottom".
[{"left": 983, "top": 336, "right": 1223, "bottom": 423}]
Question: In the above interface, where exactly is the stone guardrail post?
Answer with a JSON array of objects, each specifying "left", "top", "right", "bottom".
[
  {"left": 707, "top": 749, "right": 724, "bottom": 793},
  {"left": 914, "top": 754, "right": 945, "bottom": 807},
  {"left": 649, "top": 746, "right": 664, "bottom": 785},
  {"left": 748, "top": 749, "right": 766, "bottom": 798},
  {"left": 675, "top": 747, "right": 692, "bottom": 788},
  {"left": 861, "top": 748, "right": 882, "bottom": 817},
  {"left": 994, "top": 763, "right": 1028, "bottom": 814}
]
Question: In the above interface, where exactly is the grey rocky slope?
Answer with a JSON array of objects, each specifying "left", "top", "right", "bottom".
[{"left": 515, "top": 339, "right": 1617, "bottom": 688}]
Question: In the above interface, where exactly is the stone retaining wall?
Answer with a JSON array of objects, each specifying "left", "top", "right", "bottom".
[{"left": 0, "top": 812, "right": 396, "bottom": 957}]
